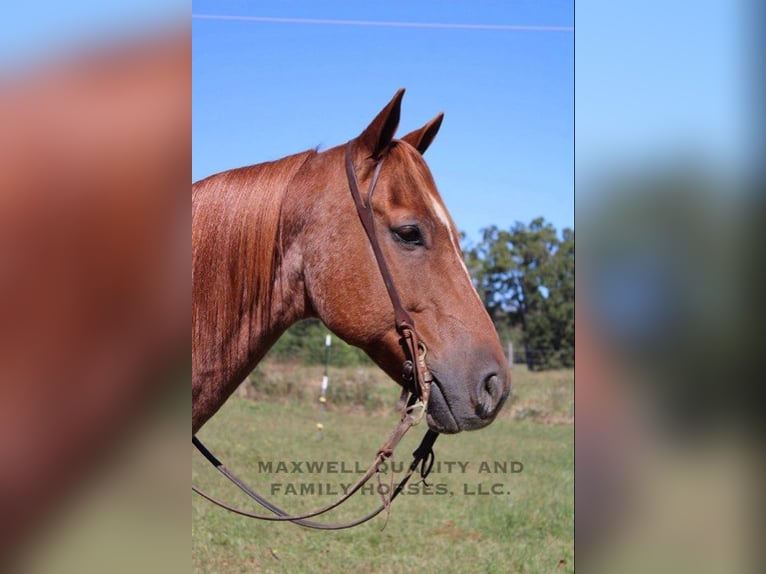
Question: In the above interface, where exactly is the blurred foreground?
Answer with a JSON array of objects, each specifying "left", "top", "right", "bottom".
[
  {"left": 0, "top": 17, "right": 189, "bottom": 574},
  {"left": 576, "top": 1, "right": 763, "bottom": 572}
]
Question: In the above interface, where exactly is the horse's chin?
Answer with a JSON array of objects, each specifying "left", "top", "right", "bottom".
[
  {"left": 425, "top": 413, "right": 459, "bottom": 434},
  {"left": 425, "top": 380, "right": 461, "bottom": 434}
]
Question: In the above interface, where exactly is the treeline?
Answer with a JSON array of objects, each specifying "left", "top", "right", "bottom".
[
  {"left": 464, "top": 217, "right": 574, "bottom": 370},
  {"left": 269, "top": 216, "right": 574, "bottom": 371},
  {"left": 268, "top": 319, "right": 370, "bottom": 366}
]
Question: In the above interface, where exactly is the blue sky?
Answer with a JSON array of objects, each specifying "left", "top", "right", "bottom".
[
  {"left": 193, "top": 1, "right": 574, "bottom": 242},
  {"left": 576, "top": 0, "right": 748, "bottom": 186}
]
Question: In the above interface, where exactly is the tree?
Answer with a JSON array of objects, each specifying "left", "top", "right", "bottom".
[
  {"left": 466, "top": 218, "right": 574, "bottom": 370},
  {"left": 538, "top": 226, "right": 574, "bottom": 368}
]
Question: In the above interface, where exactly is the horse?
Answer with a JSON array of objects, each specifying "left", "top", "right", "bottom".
[{"left": 192, "top": 89, "right": 510, "bottom": 437}]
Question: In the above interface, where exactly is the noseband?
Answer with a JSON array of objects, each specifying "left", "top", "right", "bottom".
[{"left": 192, "top": 143, "right": 438, "bottom": 530}]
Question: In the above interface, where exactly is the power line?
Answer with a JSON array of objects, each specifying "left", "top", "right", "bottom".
[{"left": 192, "top": 14, "right": 573, "bottom": 33}]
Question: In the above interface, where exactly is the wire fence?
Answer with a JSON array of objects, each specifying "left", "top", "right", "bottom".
[{"left": 505, "top": 343, "right": 574, "bottom": 370}]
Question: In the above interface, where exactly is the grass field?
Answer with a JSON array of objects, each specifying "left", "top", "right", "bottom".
[{"left": 193, "top": 365, "right": 573, "bottom": 573}]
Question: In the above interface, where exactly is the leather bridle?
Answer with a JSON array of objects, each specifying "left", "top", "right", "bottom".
[
  {"left": 192, "top": 142, "right": 439, "bottom": 530},
  {"left": 342, "top": 143, "right": 433, "bottom": 407}
]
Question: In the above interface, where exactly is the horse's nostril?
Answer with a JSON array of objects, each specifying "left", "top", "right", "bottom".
[
  {"left": 476, "top": 372, "right": 509, "bottom": 419},
  {"left": 484, "top": 374, "right": 499, "bottom": 396}
]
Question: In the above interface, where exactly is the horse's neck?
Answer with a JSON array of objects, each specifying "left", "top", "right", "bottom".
[
  {"left": 192, "top": 250, "right": 308, "bottom": 432},
  {"left": 246, "top": 241, "right": 309, "bottom": 362},
  {"left": 192, "top": 153, "right": 315, "bottom": 431}
]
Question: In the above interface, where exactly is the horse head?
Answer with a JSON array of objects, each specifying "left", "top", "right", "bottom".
[{"left": 291, "top": 90, "right": 510, "bottom": 433}]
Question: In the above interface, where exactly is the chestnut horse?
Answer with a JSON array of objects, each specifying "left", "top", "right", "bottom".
[{"left": 192, "top": 90, "right": 510, "bottom": 435}]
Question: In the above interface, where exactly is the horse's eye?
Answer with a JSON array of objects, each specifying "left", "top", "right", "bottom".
[{"left": 393, "top": 225, "right": 424, "bottom": 246}]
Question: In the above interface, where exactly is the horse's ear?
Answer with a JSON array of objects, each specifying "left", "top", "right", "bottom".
[
  {"left": 400, "top": 112, "right": 444, "bottom": 155},
  {"left": 356, "top": 88, "right": 405, "bottom": 160}
]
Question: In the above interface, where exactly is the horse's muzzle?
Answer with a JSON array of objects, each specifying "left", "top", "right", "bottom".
[{"left": 425, "top": 367, "right": 510, "bottom": 433}]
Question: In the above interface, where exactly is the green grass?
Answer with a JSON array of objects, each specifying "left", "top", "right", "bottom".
[{"left": 193, "top": 367, "right": 573, "bottom": 573}]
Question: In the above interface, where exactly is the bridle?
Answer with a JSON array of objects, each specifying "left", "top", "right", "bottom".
[
  {"left": 343, "top": 143, "right": 433, "bottom": 409},
  {"left": 192, "top": 142, "right": 439, "bottom": 530}
]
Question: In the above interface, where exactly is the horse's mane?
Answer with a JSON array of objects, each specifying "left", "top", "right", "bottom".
[{"left": 192, "top": 149, "right": 316, "bottom": 374}]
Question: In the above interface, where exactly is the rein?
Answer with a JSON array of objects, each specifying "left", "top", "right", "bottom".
[{"left": 192, "top": 142, "right": 437, "bottom": 530}]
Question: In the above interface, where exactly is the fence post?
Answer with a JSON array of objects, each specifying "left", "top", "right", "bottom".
[
  {"left": 317, "top": 333, "right": 331, "bottom": 437},
  {"left": 508, "top": 342, "right": 514, "bottom": 369}
]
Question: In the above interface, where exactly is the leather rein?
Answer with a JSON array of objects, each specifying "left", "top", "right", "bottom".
[{"left": 192, "top": 142, "right": 439, "bottom": 530}]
